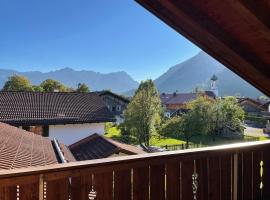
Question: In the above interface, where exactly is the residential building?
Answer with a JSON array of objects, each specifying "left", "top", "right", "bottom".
[
  {"left": 69, "top": 133, "right": 145, "bottom": 161},
  {"left": 238, "top": 98, "right": 266, "bottom": 114},
  {"left": 0, "top": 122, "right": 75, "bottom": 170},
  {"left": 96, "top": 90, "right": 130, "bottom": 123},
  {"left": 0, "top": 92, "right": 115, "bottom": 145},
  {"left": 161, "top": 91, "right": 215, "bottom": 117}
]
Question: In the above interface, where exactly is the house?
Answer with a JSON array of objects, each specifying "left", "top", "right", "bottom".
[
  {"left": 69, "top": 133, "right": 145, "bottom": 160},
  {"left": 96, "top": 90, "right": 130, "bottom": 123},
  {"left": 0, "top": 122, "right": 75, "bottom": 170},
  {"left": 161, "top": 91, "right": 215, "bottom": 117},
  {"left": 0, "top": 92, "right": 115, "bottom": 145},
  {"left": 238, "top": 98, "right": 266, "bottom": 114}
]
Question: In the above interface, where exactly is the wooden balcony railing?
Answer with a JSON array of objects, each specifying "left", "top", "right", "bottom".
[{"left": 0, "top": 140, "right": 270, "bottom": 200}]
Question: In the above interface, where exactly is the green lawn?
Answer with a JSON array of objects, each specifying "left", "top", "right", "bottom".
[{"left": 104, "top": 125, "right": 268, "bottom": 148}]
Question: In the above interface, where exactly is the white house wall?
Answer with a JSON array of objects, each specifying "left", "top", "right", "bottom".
[{"left": 49, "top": 123, "right": 105, "bottom": 145}]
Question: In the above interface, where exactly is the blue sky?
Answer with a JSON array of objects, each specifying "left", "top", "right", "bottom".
[{"left": 0, "top": 0, "right": 200, "bottom": 81}]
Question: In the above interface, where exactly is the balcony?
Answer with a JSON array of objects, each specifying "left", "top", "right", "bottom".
[{"left": 0, "top": 140, "right": 270, "bottom": 200}]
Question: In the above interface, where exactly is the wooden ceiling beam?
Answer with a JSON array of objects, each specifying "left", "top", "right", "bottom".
[
  {"left": 136, "top": 0, "right": 270, "bottom": 96},
  {"left": 238, "top": 0, "right": 270, "bottom": 28}
]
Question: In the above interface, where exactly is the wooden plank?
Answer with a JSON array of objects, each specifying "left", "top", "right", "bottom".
[
  {"left": 46, "top": 178, "right": 69, "bottom": 200},
  {"left": 133, "top": 166, "right": 149, "bottom": 200},
  {"left": 220, "top": 155, "right": 232, "bottom": 200},
  {"left": 93, "top": 172, "right": 113, "bottom": 200},
  {"left": 208, "top": 157, "right": 221, "bottom": 200},
  {"left": 262, "top": 147, "right": 270, "bottom": 199},
  {"left": 241, "top": 152, "right": 253, "bottom": 200},
  {"left": 166, "top": 161, "right": 180, "bottom": 200},
  {"left": 181, "top": 160, "right": 194, "bottom": 200},
  {"left": 114, "top": 169, "right": 131, "bottom": 200},
  {"left": 150, "top": 164, "right": 165, "bottom": 200},
  {"left": 0, "top": 186, "right": 17, "bottom": 200},
  {"left": 71, "top": 174, "right": 92, "bottom": 200},
  {"left": 20, "top": 183, "right": 39, "bottom": 200},
  {"left": 252, "top": 151, "right": 262, "bottom": 200},
  {"left": 196, "top": 158, "right": 209, "bottom": 200}
]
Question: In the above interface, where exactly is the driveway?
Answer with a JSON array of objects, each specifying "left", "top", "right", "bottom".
[{"left": 244, "top": 126, "right": 269, "bottom": 137}]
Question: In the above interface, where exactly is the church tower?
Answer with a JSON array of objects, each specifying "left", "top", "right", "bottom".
[{"left": 210, "top": 74, "right": 218, "bottom": 97}]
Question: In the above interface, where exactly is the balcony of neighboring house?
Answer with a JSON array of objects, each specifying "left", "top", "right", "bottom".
[{"left": 0, "top": 0, "right": 270, "bottom": 200}]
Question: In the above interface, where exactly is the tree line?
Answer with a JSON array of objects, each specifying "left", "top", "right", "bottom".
[
  {"left": 120, "top": 79, "right": 245, "bottom": 147},
  {"left": 1, "top": 75, "right": 90, "bottom": 93}
]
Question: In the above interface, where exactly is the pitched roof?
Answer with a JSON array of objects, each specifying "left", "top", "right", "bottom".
[
  {"left": 69, "top": 133, "right": 145, "bottom": 161},
  {"left": 165, "top": 93, "right": 199, "bottom": 105},
  {"left": 96, "top": 90, "right": 130, "bottom": 103},
  {"left": 161, "top": 91, "right": 215, "bottom": 105},
  {"left": 238, "top": 98, "right": 267, "bottom": 112},
  {"left": 0, "top": 122, "right": 75, "bottom": 170},
  {"left": 0, "top": 92, "right": 116, "bottom": 126}
]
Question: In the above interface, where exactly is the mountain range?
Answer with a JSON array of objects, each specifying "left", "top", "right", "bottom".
[
  {"left": 154, "top": 51, "right": 264, "bottom": 97},
  {"left": 0, "top": 68, "right": 138, "bottom": 94},
  {"left": 0, "top": 51, "right": 264, "bottom": 97}
]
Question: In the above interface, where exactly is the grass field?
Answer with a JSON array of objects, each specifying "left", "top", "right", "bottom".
[{"left": 104, "top": 125, "right": 269, "bottom": 147}]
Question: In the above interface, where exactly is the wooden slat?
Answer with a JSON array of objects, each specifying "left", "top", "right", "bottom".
[
  {"left": 114, "top": 169, "right": 131, "bottom": 200},
  {"left": 181, "top": 160, "right": 194, "bottom": 200},
  {"left": 20, "top": 183, "right": 39, "bottom": 200},
  {"left": 0, "top": 186, "right": 16, "bottom": 200},
  {"left": 262, "top": 147, "right": 270, "bottom": 199},
  {"left": 46, "top": 178, "right": 69, "bottom": 200},
  {"left": 208, "top": 157, "right": 221, "bottom": 200},
  {"left": 150, "top": 164, "right": 165, "bottom": 200},
  {"left": 71, "top": 175, "right": 92, "bottom": 200},
  {"left": 133, "top": 166, "right": 149, "bottom": 200},
  {"left": 196, "top": 158, "right": 209, "bottom": 200},
  {"left": 166, "top": 161, "right": 180, "bottom": 200},
  {"left": 220, "top": 155, "right": 232, "bottom": 200},
  {"left": 241, "top": 152, "right": 253, "bottom": 200},
  {"left": 93, "top": 172, "right": 113, "bottom": 200},
  {"left": 252, "top": 151, "right": 262, "bottom": 199}
]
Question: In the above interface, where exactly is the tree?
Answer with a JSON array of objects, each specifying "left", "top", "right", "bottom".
[
  {"left": 160, "top": 116, "right": 182, "bottom": 138},
  {"left": 2, "top": 75, "right": 33, "bottom": 92},
  {"left": 219, "top": 96, "right": 245, "bottom": 132},
  {"left": 181, "top": 97, "right": 213, "bottom": 146},
  {"left": 40, "top": 79, "right": 68, "bottom": 92},
  {"left": 32, "top": 85, "right": 44, "bottom": 92},
  {"left": 123, "top": 80, "right": 162, "bottom": 146},
  {"left": 76, "top": 83, "right": 90, "bottom": 93}
]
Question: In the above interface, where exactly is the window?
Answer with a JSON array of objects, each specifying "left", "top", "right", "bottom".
[
  {"left": 116, "top": 105, "right": 121, "bottom": 111},
  {"left": 22, "top": 126, "right": 30, "bottom": 131},
  {"left": 43, "top": 125, "right": 49, "bottom": 137}
]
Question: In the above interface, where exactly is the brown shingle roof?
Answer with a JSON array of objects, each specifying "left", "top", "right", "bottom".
[
  {"left": 0, "top": 122, "right": 75, "bottom": 170},
  {"left": 0, "top": 92, "right": 115, "bottom": 126},
  {"left": 0, "top": 122, "right": 58, "bottom": 170},
  {"left": 69, "top": 134, "right": 145, "bottom": 161}
]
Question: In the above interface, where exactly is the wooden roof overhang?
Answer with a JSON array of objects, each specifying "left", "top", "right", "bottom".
[{"left": 136, "top": 0, "right": 270, "bottom": 96}]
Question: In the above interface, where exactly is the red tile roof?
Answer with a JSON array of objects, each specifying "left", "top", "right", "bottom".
[{"left": 0, "top": 122, "right": 75, "bottom": 170}]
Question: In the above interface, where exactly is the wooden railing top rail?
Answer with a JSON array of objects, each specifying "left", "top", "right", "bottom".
[{"left": 0, "top": 140, "right": 269, "bottom": 179}]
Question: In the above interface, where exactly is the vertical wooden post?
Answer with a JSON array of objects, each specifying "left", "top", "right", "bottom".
[
  {"left": 233, "top": 154, "right": 238, "bottom": 200},
  {"left": 39, "top": 174, "right": 44, "bottom": 200}
]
